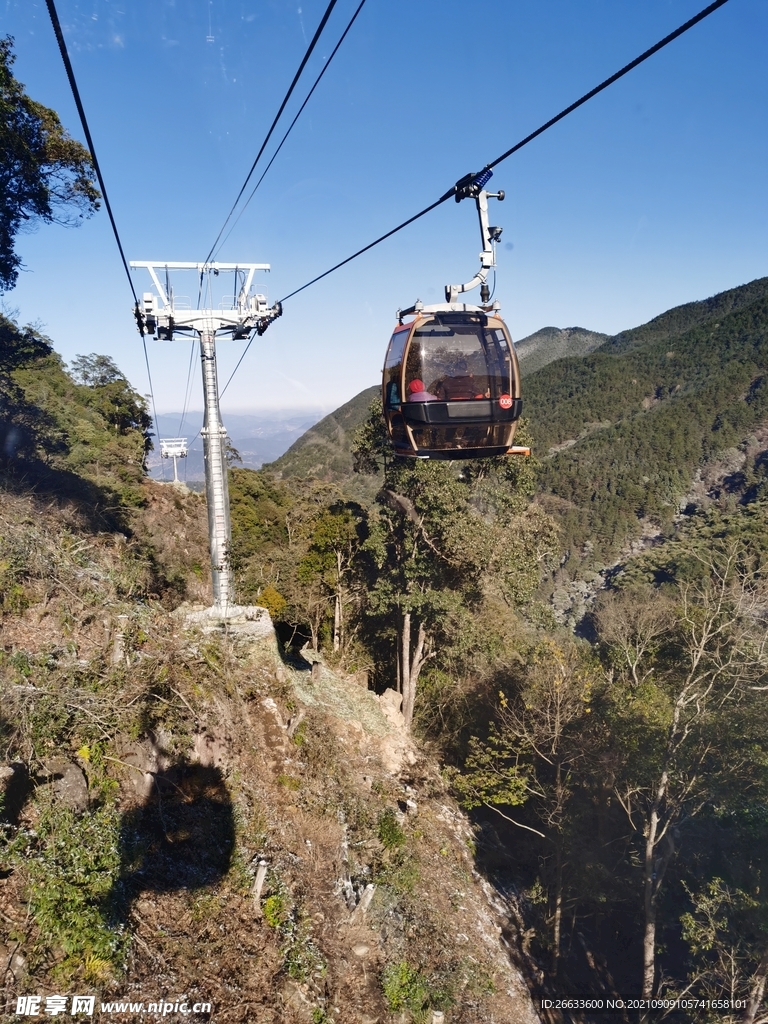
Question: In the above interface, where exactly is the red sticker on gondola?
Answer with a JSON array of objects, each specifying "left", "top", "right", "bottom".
[{"left": 499, "top": 394, "right": 513, "bottom": 409}]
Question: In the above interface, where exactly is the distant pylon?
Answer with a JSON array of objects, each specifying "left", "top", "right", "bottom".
[{"left": 159, "top": 437, "right": 188, "bottom": 484}]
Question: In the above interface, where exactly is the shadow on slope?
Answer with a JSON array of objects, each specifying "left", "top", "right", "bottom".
[
  {"left": 112, "top": 762, "right": 235, "bottom": 914},
  {"left": 0, "top": 457, "right": 138, "bottom": 533}
]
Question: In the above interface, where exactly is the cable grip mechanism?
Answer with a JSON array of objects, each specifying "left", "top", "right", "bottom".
[
  {"left": 445, "top": 170, "right": 506, "bottom": 304},
  {"left": 453, "top": 167, "right": 494, "bottom": 202}
]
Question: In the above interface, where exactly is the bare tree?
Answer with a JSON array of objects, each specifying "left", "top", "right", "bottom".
[
  {"left": 595, "top": 585, "right": 674, "bottom": 687},
  {"left": 600, "top": 557, "right": 768, "bottom": 999}
]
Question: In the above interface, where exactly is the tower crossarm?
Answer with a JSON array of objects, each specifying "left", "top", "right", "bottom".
[
  {"left": 159, "top": 438, "right": 188, "bottom": 459},
  {"left": 129, "top": 261, "right": 281, "bottom": 340}
]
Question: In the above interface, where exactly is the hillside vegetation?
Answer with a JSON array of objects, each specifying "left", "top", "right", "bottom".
[
  {"left": 247, "top": 278, "right": 768, "bottom": 1019},
  {"left": 526, "top": 277, "right": 768, "bottom": 577},
  {"left": 0, "top": 317, "right": 540, "bottom": 1022},
  {"left": 267, "top": 386, "right": 379, "bottom": 490},
  {"left": 0, "top": 483, "right": 536, "bottom": 1023}
]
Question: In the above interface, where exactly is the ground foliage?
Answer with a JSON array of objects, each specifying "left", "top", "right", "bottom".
[
  {"left": 0, "top": 485, "right": 530, "bottom": 1023},
  {"left": 0, "top": 314, "right": 151, "bottom": 518}
]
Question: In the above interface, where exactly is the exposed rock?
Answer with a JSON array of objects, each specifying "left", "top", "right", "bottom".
[
  {"left": 192, "top": 729, "right": 228, "bottom": 768},
  {"left": 348, "top": 883, "right": 376, "bottom": 924},
  {"left": 40, "top": 758, "right": 89, "bottom": 813},
  {"left": 281, "top": 978, "right": 315, "bottom": 1016},
  {"left": 379, "top": 687, "right": 404, "bottom": 727}
]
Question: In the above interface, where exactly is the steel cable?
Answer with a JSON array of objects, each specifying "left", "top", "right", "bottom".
[
  {"left": 210, "top": 0, "right": 369, "bottom": 262},
  {"left": 44, "top": 0, "right": 164, "bottom": 469},
  {"left": 277, "top": 0, "right": 731, "bottom": 306},
  {"left": 202, "top": 0, "right": 342, "bottom": 268}
]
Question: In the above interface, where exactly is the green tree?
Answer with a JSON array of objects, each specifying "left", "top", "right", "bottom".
[
  {"left": 0, "top": 314, "right": 56, "bottom": 459},
  {"left": 69, "top": 354, "right": 122, "bottom": 387},
  {"left": 0, "top": 36, "right": 100, "bottom": 291},
  {"left": 680, "top": 873, "right": 768, "bottom": 1023},
  {"left": 354, "top": 402, "right": 558, "bottom": 731},
  {"left": 364, "top": 459, "right": 486, "bottom": 731},
  {"left": 298, "top": 502, "right": 365, "bottom": 654},
  {"left": 71, "top": 353, "right": 152, "bottom": 440},
  {"left": 454, "top": 640, "right": 596, "bottom": 973}
]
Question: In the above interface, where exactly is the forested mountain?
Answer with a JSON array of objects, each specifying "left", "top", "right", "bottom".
[
  {"left": 526, "top": 276, "right": 768, "bottom": 578},
  {"left": 229, "top": 370, "right": 768, "bottom": 1019},
  {"left": 272, "top": 276, "right": 768, "bottom": 587},
  {"left": 267, "top": 385, "right": 379, "bottom": 482}
]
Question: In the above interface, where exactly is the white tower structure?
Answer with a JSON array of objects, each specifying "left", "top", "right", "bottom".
[
  {"left": 130, "top": 261, "right": 281, "bottom": 614},
  {"left": 159, "top": 437, "right": 188, "bottom": 483}
]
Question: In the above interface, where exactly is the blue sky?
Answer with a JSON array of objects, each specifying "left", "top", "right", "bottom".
[{"left": 2, "top": 0, "right": 767, "bottom": 415}]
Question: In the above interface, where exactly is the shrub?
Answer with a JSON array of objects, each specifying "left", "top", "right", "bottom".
[
  {"left": 381, "top": 960, "right": 430, "bottom": 1017},
  {"left": 378, "top": 808, "right": 405, "bottom": 851},
  {"left": 20, "top": 800, "right": 126, "bottom": 981},
  {"left": 263, "top": 893, "right": 288, "bottom": 929}
]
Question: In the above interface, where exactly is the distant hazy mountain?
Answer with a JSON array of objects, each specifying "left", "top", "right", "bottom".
[
  {"left": 147, "top": 409, "right": 328, "bottom": 482},
  {"left": 515, "top": 326, "right": 608, "bottom": 376}
]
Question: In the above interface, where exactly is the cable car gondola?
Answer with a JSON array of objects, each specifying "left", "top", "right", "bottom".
[{"left": 383, "top": 170, "right": 528, "bottom": 460}]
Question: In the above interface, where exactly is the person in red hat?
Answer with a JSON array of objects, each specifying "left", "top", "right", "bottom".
[{"left": 408, "top": 379, "right": 438, "bottom": 402}]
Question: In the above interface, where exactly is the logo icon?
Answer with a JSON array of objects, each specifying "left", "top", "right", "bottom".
[{"left": 499, "top": 394, "right": 513, "bottom": 410}]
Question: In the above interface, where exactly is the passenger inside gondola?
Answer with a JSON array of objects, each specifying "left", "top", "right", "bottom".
[
  {"left": 408, "top": 379, "right": 437, "bottom": 402},
  {"left": 431, "top": 358, "right": 484, "bottom": 401},
  {"left": 383, "top": 311, "right": 521, "bottom": 458},
  {"left": 386, "top": 380, "right": 401, "bottom": 408}
]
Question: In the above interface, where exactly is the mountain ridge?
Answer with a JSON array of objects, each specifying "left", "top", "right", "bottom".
[
  {"left": 268, "top": 278, "right": 768, "bottom": 484},
  {"left": 515, "top": 326, "right": 608, "bottom": 375}
]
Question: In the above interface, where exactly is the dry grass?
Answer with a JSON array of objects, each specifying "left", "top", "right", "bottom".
[{"left": 0, "top": 482, "right": 537, "bottom": 1024}]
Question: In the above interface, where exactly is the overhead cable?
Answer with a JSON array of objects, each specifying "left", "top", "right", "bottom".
[
  {"left": 203, "top": 0, "right": 341, "bottom": 267},
  {"left": 220, "top": 337, "right": 256, "bottom": 400},
  {"left": 278, "top": 0, "right": 731, "bottom": 305},
  {"left": 44, "top": 0, "right": 164, "bottom": 462},
  {"left": 44, "top": 0, "right": 138, "bottom": 306},
  {"left": 485, "top": 0, "right": 731, "bottom": 171},
  {"left": 177, "top": 342, "right": 197, "bottom": 435},
  {"left": 211, "top": 0, "right": 369, "bottom": 261}
]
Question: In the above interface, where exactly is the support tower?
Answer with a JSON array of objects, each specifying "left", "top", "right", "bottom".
[{"left": 131, "top": 261, "right": 281, "bottom": 614}]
